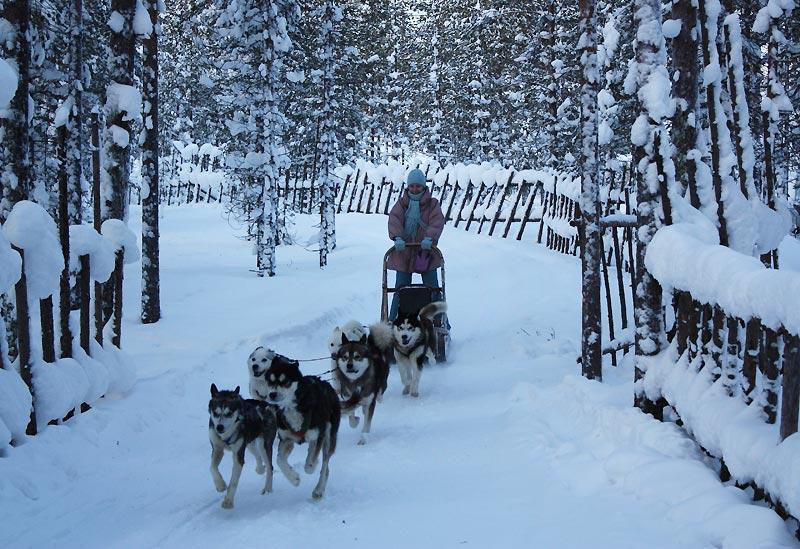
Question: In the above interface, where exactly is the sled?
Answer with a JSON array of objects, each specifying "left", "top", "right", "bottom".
[{"left": 381, "top": 243, "right": 450, "bottom": 363}]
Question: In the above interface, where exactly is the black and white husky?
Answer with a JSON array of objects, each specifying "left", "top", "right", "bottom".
[
  {"left": 260, "top": 359, "right": 341, "bottom": 499},
  {"left": 391, "top": 301, "right": 447, "bottom": 397},
  {"left": 208, "top": 384, "right": 277, "bottom": 509},
  {"left": 330, "top": 321, "right": 393, "bottom": 445}
]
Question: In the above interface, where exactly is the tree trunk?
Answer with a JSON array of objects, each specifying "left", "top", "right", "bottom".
[
  {"left": 670, "top": 0, "right": 701, "bottom": 208},
  {"left": 141, "top": 0, "right": 161, "bottom": 324},
  {"left": 579, "top": 0, "right": 601, "bottom": 381}
]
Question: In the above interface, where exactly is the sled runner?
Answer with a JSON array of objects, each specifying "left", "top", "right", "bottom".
[{"left": 381, "top": 243, "right": 450, "bottom": 363}]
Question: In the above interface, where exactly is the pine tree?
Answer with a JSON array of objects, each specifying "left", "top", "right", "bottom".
[
  {"left": 579, "top": 0, "right": 601, "bottom": 381},
  {"left": 140, "top": 0, "right": 161, "bottom": 323},
  {"left": 317, "top": 0, "right": 341, "bottom": 267}
]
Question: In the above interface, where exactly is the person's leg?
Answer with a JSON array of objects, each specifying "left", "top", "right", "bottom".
[
  {"left": 390, "top": 271, "right": 412, "bottom": 320},
  {"left": 421, "top": 269, "right": 450, "bottom": 330},
  {"left": 421, "top": 269, "right": 441, "bottom": 302}
]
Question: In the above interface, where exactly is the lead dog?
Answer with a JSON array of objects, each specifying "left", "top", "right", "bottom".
[
  {"left": 391, "top": 301, "right": 447, "bottom": 397},
  {"left": 261, "top": 359, "right": 340, "bottom": 499},
  {"left": 330, "top": 321, "right": 393, "bottom": 445},
  {"left": 208, "top": 384, "right": 277, "bottom": 509}
]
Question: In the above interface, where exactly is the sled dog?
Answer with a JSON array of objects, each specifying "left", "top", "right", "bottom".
[
  {"left": 391, "top": 301, "right": 447, "bottom": 397},
  {"left": 208, "top": 384, "right": 277, "bottom": 509},
  {"left": 330, "top": 321, "right": 393, "bottom": 444},
  {"left": 248, "top": 346, "right": 298, "bottom": 401},
  {"left": 260, "top": 359, "right": 341, "bottom": 499}
]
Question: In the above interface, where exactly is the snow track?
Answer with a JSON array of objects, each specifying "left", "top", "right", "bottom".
[{"left": 0, "top": 206, "right": 796, "bottom": 548}]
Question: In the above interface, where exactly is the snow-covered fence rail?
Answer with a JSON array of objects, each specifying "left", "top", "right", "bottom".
[
  {"left": 642, "top": 223, "right": 800, "bottom": 522},
  {"left": 0, "top": 202, "right": 135, "bottom": 453}
]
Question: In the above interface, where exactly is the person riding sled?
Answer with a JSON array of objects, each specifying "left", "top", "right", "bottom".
[{"left": 387, "top": 169, "right": 445, "bottom": 321}]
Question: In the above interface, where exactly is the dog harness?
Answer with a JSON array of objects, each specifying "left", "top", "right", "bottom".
[{"left": 278, "top": 412, "right": 312, "bottom": 444}]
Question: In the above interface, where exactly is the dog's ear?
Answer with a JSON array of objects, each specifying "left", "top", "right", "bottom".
[
  {"left": 211, "top": 383, "right": 218, "bottom": 396},
  {"left": 359, "top": 333, "right": 367, "bottom": 344},
  {"left": 234, "top": 385, "right": 240, "bottom": 395},
  {"left": 341, "top": 332, "right": 349, "bottom": 345}
]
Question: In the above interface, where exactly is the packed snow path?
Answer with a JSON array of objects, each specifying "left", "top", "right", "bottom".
[{"left": 1, "top": 206, "right": 796, "bottom": 548}]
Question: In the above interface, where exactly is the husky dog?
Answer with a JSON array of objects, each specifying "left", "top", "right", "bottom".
[
  {"left": 331, "top": 322, "right": 393, "bottom": 445},
  {"left": 391, "top": 301, "right": 447, "bottom": 397},
  {"left": 248, "top": 346, "right": 298, "bottom": 401},
  {"left": 261, "top": 359, "right": 341, "bottom": 499},
  {"left": 208, "top": 384, "right": 277, "bottom": 509}
]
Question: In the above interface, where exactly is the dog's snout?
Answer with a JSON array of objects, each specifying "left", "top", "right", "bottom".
[
  {"left": 215, "top": 424, "right": 224, "bottom": 433},
  {"left": 268, "top": 392, "right": 278, "bottom": 401}
]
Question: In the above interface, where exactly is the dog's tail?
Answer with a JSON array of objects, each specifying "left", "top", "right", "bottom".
[
  {"left": 368, "top": 322, "right": 394, "bottom": 352},
  {"left": 419, "top": 301, "right": 447, "bottom": 321}
]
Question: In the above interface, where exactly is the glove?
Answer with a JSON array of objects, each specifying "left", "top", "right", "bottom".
[
  {"left": 394, "top": 237, "right": 406, "bottom": 251},
  {"left": 420, "top": 237, "right": 433, "bottom": 250}
]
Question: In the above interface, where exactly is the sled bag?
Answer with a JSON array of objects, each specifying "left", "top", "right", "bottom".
[{"left": 412, "top": 250, "right": 432, "bottom": 273}]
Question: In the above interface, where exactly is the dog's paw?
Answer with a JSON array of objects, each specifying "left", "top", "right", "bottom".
[
  {"left": 357, "top": 436, "right": 367, "bottom": 446},
  {"left": 284, "top": 470, "right": 301, "bottom": 487},
  {"left": 410, "top": 391, "right": 419, "bottom": 398},
  {"left": 304, "top": 463, "right": 316, "bottom": 474},
  {"left": 255, "top": 464, "right": 266, "bottom": 475},
  {"left": 261, "top": 486, "right": 272, "bottom": 495},
  {"left": 349, "top": 415, "right": 360, "bottom": 428},
  {"left": 402, "top": 385, "right": 410, "bottom": 395},
  {"left": 312, "top": 488, "right": 325, "bottom": 500},
  {"left": 221, "top": 498, "right": 234, "bottom": 509},
  {"left": 214, "top": 479, "right": 227, "bottom": 492}
]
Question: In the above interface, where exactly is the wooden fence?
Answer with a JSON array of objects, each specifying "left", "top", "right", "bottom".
[{"left": 644, "top": 226, "right": 800, "bottom": 527}]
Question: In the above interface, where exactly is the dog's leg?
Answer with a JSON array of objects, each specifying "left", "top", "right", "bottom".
[
  {"left": 210, "top": 441, "right": 226, "bottom": 492},
  {"left": 249, "top": 442, "right": 266, "bottom": 475},
  {"left": 358, "top": 395, "right": 377, "bottom": 445},
  {"left": 222, "top": 446, "right": 245, "bottom": 509},
  {"left": 397, "top": 359, "right": 411, "bottom": 395},
  {"left": 277, "top": 437, "right": 300, "bottom": 487},
  {"left": 262, "top": 436, "right": 274, "bottom": 494},
  {"left": 304, "top": 434, "right": 323, "bottom": 474},
  {"left": 312, "top": 426, "right": 333, "bottom": 500},
  {"left": 348, "top": 407, "right": 360, "bottom": 428},
  {"left": 410, "top": 353, "right": 424, "bottom": 398}
]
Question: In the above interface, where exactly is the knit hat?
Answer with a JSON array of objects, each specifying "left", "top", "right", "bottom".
[{"left": 406, "top": 169, "right": 427, "bottom": 188}]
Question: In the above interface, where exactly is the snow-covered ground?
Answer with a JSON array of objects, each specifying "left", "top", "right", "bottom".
[{"left": 1, "top": 205, "right": 797, "bottom": 548}]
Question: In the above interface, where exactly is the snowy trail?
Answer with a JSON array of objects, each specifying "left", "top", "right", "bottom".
[{"left": 1, "top": 206, "right": 796, "bottom": 548}]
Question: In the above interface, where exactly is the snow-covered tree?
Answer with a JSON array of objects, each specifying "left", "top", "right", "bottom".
[
  {"left": 579, "top": 0, "right": 601, "bottom": 381},
  {"left": 317, "top": 0, "right": 341, "bottom": 268}
]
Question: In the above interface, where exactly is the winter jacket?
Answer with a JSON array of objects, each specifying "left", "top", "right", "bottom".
[{"left": 387, "top": 189, "right": 445, "bottom": 272}]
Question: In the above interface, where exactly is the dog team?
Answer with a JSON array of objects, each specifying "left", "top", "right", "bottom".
[{"left": 207, "top": 301, "right": 447, "bottom": 509}]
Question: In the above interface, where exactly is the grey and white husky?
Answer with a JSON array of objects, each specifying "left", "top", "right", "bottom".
[
  {"left": 330, "top": 321, "right": 393, "bottom": 445},
  {"left": 391, "top": 301, "right": 447, "bottom": 397},
  {"left": 208, "top": 384, "right": 277, "bottom": 509}
]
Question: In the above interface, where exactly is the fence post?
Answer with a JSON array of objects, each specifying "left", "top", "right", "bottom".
[
  {"left": 337, "top": 172, "right": 354, "bottom": 213},
  {"left": 780, "top": 333, "right": 800, "bottom": 440},
  {"left": 111, "top": 250, "right": 124, "bottom": 348},
  {"left": 761, "top": 326, "right": 780, "bottom": 424},
  {"left": 79, "top": 255, "right": 91, "bottom": 354},
  {"left": 12, "top": 247, "right": 36, "bottom": 435},
  {"left": 488, "top": 172, "right": 515, "bottom": 236},
  {"left": 454, "top": 181, "right": 473, "bottom": 228},
  {"left": 517, "top": 182, "right": 541, "bottom": 241},
  {"left": 465, "top": 182, "right": 486, "bottom": 231}
]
